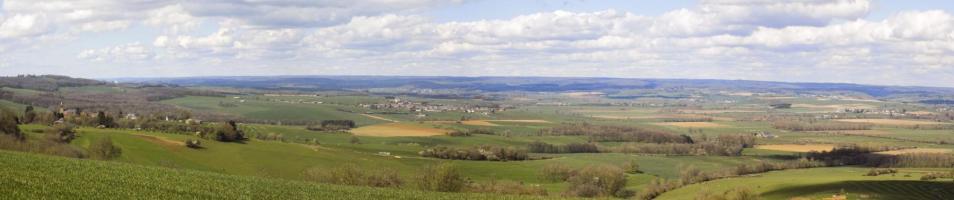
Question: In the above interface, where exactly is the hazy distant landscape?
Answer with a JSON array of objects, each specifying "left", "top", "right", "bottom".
[{"left": 2, "top": 75, "right": 954, "bottom": 199}]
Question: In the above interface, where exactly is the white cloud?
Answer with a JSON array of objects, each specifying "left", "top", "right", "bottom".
[
  {"left": 5, "top": 0, "right": 954, "bottom": 86},
  {"left": 146, "top": 4, "right": 200, "bottom": 34},
  {"left": 0, "top": 14, "right": 50, "bottom": 38},
  {"left": 78, "top": 42, "right": 154, "bottom": 62}
]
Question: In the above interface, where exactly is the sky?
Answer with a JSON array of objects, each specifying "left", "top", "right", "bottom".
[{"left": 0, "top": 0, "right": 953, "bottom": 87}]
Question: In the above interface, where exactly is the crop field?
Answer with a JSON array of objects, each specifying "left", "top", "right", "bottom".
[
  {"left": 162, "top": 96, "right": 387, "bottom": 125},
  {"left": 834, "top": 119, "right": 948, "bottom": 126},
  {"left": 874, "top": 148, "right": 953, "bottom": 155},
  {"left": 0, "top": 150, "right": 564, "bottom": 200},
  {"left": 653, "top": 122, "right": 727, "bottom": 128},
  {"left": 755, "top": 144, "right": 837, "bottom": 152},
  {"left": 350, "top": 123, "right": 450, "bottom": 137},
  {"left": 657, "top": 167, "right": 954, "bottom": 200}
]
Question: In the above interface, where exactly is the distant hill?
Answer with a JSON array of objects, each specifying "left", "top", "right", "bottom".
[{"left": 114, "top": 76, "right": 954, "bottom": 98}]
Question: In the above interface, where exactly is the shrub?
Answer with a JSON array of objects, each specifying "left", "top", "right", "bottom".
[
  {"left": 0, "top": 108, "right": 22, "bottom": 140},
  {"left": 564, "top": 165, "right": 629, "bottom": 198},
  {"left": 45, "top": 123, "right": 77, "bottom": 143},
  {"left": 22, "top": 106, "right": 36, "bottom": 124},
  {"left": 623, "top": 160, "right": 642, "bottom": 174},
  {"left": 679, "top": 166, "right": 709, "bottom": 185},
  {"left": 864, "top": 168, "right": 897, "bottom": 176},
  {"left": 696, "top": 187, "right": 761, "bottom": 200},
  {"left": 541, "top": 163, "right": 576, "bottom": 182},
  {"left": 210, "top": 120, "right": 245, "bottom": 142},
  {"left": 417, "top": 163, "right": 465, "bottom": 192},
  {"left": 636, "top": 178, "right": 678, "bottom": 200},
  {"left": 184, "top": 139, "right": 202, "bottom": 149},
  {"left": 88, "top": 137, "right": 122, "bottom": 160}
]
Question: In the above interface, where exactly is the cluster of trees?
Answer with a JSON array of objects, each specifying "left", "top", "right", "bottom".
[
  {"left": 418, "top": 145, "right": 528, "bottom": 161},
  {"left": 919, "top": 171, "right": 954, "bottom": 181},
  {"left": 772, "top": 121, "right": 872, "bottom": 131},
  {"left": 803, "top": 144, "right": 905, "bottom": 166},
  {"left": 541, "top": 124, "right": 688, "bottom": 143},
  {"left": 0, "top": 108, "right": 103, "bottom": 159},
  {"left": 609, "top": 134, "right": 755, "bottom": 156},
  {"left": 306, "top": 120, "right": 356, "bottom": 131},
  {"left": 864, "top": 168, "right": 897, "bottom": 176},
  {"left": 527, "top": 141, "right": 599, "bottom": 154},
  {"left": 208, "top": 121, "right": 245, "bottom": 142},
  {"left": 863, "top": 153, "right": 954, "bottom": 168},
  {"left": 612, "top": 143, "right": 743, "bottom": 156},
  {"left": 661, "top": 117, "right": 713, "bottom": 122},
  {"left": 446, "top": 129, "right": 495, "bottom": 137},
  {"left": 540, "top": 163, "right": 631, "bottom": 198}
]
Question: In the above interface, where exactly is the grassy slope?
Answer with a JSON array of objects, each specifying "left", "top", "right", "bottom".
[
  {"left": 0, "top": 150, "right": 563, "bottom": 200},
  {"left": 162, "top": 96, "right": 387, "bottom": 126},
  {"left": 657, "top": 167, "right": 954, "bottom": 200},
  {"left": 52, "top": 125, "right": 780, "bottom": 194}
]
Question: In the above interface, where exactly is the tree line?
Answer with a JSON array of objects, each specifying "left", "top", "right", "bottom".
[
  {"left": 418, "top": 145, "right": 528, "bottom": 161},
  {"left": 540, "top": 124, "right": 689, "bottom": 143},
  {"left": 527, "top": 141, "right": 599, "bottom": 154},
  {"left": 772, "top": 121, "right": 873, "bottom": 131}
]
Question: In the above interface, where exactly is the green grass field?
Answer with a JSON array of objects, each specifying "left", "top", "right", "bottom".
[
  {"left": 657, "top": 167, "right": 954, "bottom": 200},
  {"left": 21, "top": 125, "right": 791, "bottom": 195},
  {"left": 162, "top": 96, "right": 388, "bottom": 125},
  {"left": 0, "top": 150, "right": 568, "bottom": 200}
]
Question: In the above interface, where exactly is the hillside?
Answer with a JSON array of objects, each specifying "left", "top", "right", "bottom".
[{"left": 0, "top": 150, "right": 560, "bottom": 200}]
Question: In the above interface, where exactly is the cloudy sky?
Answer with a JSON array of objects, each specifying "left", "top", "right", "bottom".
[{"left": 0, "top": 0, "right": 953, "bottom": 87}]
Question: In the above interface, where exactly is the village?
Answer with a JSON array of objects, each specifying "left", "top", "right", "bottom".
[{"left": 359, "top": 96, "right": 515, "bottom": 117}]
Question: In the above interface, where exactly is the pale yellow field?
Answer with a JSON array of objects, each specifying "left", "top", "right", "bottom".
[
  {"left": 907, "top": 111, "right": 935, "bottom": 116},
  {"left": 484, "top": 120, "right": 551, "bottom": 123},
  {"left": 815, "top": 130, "right": 894, "bottom": 135},
  {"left": 792, "top": 103, "right": 875, "bottom": 112},
  {"left": 592, "top": 114, "right": 734, "bottom": 121},
  {"left": 350, "top": 123, "right": 449, "bottom": 137},
  {"left": 427, "top": 119, "right": 550, "bottom": 127},
  {"left": 574, "top": 109, "right": 660, "bottom": 113},
  {"left": 677, "top": 109, "right": 762, "bottom": 114},
  {"left": 756, "top": 144, "right": 837, "bottom": 152},
  {"left": 360, "top": 114, "right": 400, "bottom": 122},
  {"left": 653, "top": 122, "right": 727, "bottom": 128},
  {"left": 835, "top": 119, "right": 947, "bottom": 126},
  {"left": 756, "top": 96, "right": 795, "bottom": 100},
  {"left": 875, "top": 148, "right": 953, "bottom": 155}
]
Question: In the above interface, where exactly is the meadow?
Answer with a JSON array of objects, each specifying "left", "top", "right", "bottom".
[{"left": 657, "top": 167, "right": 954, "bottom": 200}]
